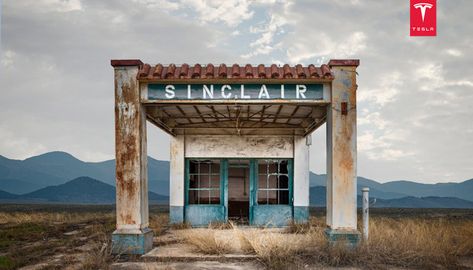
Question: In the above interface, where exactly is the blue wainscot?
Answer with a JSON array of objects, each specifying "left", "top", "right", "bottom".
[
  {"left": 252, "top": 205, "right": 292, "bottom": 227},
  {"left": 185, "top": 205, "right": 225, "bottom": 227}
]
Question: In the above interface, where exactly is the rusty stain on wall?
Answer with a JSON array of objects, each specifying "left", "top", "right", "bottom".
[
  {"left": 326, "top": 64, "right": 358, "bottom": 231},
  {"left": 114, "top": 65, "right": 148, "bottom": 231}
]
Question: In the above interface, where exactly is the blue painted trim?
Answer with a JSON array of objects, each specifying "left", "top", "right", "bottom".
[
  {"left": 185, "top": 205, "right": 225, "bottom": 226},
  {"left": 222, "top": 159, "right": 228, "bottom": 222},
  {"left": 293, "top": 206, "right": 309, "bottom": 223},
  {"left": 288, "top": 159, "right": 293, "bottom": 207},
  {"left": 112, "top": 228, "right": 153, "bottom": 255},
  {"left": 252, "top": 205, "right": 292, "bottom": 227},
  {"left": 169, "top": 206, "right": 184, "bottom": 224},
  {"left": 249, "top": 159, "right": 256, "bottom": 224},
  {"left": 184, "top": 159, "right": 190, "bottom": 207},
  {"left": 325, "top": 229, "right": 361, "bottom": 248}
]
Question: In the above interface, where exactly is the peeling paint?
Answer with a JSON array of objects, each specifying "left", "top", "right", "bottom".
[
  {"left": 114, "top": 65, "right": 150, "bottom": 232},
  {"left": 185, "top": 135, "right": 293, "bottom": 158},
  {"left": 326, "top": 65, "right": 358, "bottom": 231}
]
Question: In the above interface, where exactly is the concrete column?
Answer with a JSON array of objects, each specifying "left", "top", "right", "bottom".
[
  {"left": 325, "top": 59, "right": 360, "bottom": 246},
  {"left": 169, "top": 135, "right": 185, "bottom": 224},
  {"left": 293, "top": 136, "right": 310, "bottom": 223},
  {"left": 111, "top": 60, "right": 153, "bottom": 254}
]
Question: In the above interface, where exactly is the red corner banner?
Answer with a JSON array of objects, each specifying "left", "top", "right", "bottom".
[{"left": 410, "top": 0, "right": 437, "bottom": 36}]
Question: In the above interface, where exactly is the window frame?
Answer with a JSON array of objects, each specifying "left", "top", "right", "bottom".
[
  {"left": 256, "top": 159, "right": 293, "bottom": 205},
  {"left": 186, "top": 159, "right": 222, "bottom": 205}
]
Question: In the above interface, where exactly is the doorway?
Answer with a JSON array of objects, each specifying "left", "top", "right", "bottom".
[{"left": 227, "top": 159, "right": 250, "bottom": 224}]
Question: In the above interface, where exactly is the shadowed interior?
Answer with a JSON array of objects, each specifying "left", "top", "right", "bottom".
[{"left": 228, "top": 160, "right": 250, "bottom": 224}]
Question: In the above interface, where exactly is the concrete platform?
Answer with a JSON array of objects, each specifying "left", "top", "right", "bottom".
[
  {"left": 111, "top": 261, "right": 264, "bottom": 270},
  {"left": 142, "top": 244, "right": 257, "bottom": 262}
]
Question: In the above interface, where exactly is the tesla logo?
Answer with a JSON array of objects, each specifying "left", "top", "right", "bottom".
[
  {"left": 413, "top": 3, "right": 433, "bottom": 22},
  {"left": 410, "top": 0, "right": 436, "bottom": 36}
]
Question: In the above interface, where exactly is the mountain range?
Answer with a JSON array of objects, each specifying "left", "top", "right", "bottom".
[
  {"left": 1, "top": 151, "right": 473, "bottom": 207},
  {"left": 0, "top": 151, "right": 169, "bottom": 195},
  {"left": 309, "top": 186, "right": 473, "bottom": 208},
  {"left": 0, "top": 176, "right": 168, "bottom": 204}
]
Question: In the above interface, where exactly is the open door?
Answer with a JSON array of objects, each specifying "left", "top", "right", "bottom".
[{"left": 227, "top": 159, "right": 250, "bottom": 224}]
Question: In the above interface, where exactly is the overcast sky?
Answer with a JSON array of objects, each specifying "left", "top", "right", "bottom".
[{"left": 1, "top": 0, "right": 472, "bottom": 184}]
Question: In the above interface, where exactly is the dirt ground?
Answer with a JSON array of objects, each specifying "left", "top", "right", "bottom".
[{"left": 1, "top": 205, "right": 473, "bottom": 270}]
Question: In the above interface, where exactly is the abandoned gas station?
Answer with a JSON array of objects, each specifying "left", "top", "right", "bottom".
[{"left": 110, "top": 59, "right": 360, "bottom": 254}]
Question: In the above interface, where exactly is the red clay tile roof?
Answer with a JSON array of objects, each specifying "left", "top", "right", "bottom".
[{"left": 136, "top": 63, "right": 334, "bottom": 80}]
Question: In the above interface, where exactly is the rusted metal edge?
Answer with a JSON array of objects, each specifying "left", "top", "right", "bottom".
[
  {"left": 111, "top": 59, "right": 144, "bottom": 67},
  {"left": 173, "top": 127, "right": 305, "bottom": 130},
  {"left": 138, "top": 78, "right": 333, "bottom": 83},
  {"left": 328, "top": 59, "right": 360, "bottom": 67},
  {"left": 303, "top": 115, "right": 327, "bottom": 137},
  {"left": 146, "top": 115, "right": 176, "bottom": 136}
]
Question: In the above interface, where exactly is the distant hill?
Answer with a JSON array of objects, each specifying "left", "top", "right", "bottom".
[
  {"left": 0, "top": 189, "right": 17, "bottom": 200},
  {"left": 2, "top": 151, "right": 473, "bottom": 206},
  {"left": 310, "top": 173, "right": 473, "bottom": 202},
  {"left": 0, "top": 152, "right": 169, "bottom": 195},
  {"left": 0, "top": 177, "right": 168, "bottom": 204},
  {"left": 309, "top": 186, "right": 473, "bottom": 208}
]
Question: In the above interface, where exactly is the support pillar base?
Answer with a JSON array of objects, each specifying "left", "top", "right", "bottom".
[
  {"left": 169, "top": 206, "right": 184, "bottom": 224},
  {"left": 112, "top": 228, "right": 153, "bottom": 255},
  {"left": 293, "top": 206, "right": 309, "bottom": 223},
  {"left": 324, "top": 229, "right": 360, "bottom": 248}
]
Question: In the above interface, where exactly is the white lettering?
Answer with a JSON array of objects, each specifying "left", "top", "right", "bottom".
[
  {"left": 258, "top": 84, "right": 270, "bottom": 99},
  {"left": 203, "top": 85, "right": 214, "bottom": 99},
  {"left": 165, "top": 85, "right": 175, "bottom": 98},
  {"left": 187, "top": 85, "right": 191, "bottom": 99},
  {"left": 296, "top": 85, "right": 307, "bottom": 99},
  {"left": 280, "top": 84, "right": 285, "bottom": 99},
  {"left": 241, "top": 85, "right": 250, "bottom": 99},
  {"left": 221, "top": 85, "right": 232, "bottom": 98}
]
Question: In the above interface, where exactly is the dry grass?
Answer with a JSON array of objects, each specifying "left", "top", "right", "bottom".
[
  {"left": 181, "top": 229, "right": 233, "bottom": 255},
  {"left": 0, "top": 211, "right": 115, "bottom": 225},
  {"left": 2, "top": 205, "right": 473, "bottom": 269},
  {"left": 179, "top": 216, "right": 473, "bottom": 269},
  {"left": 0, "top": 205, "right": 168, "bottom": 270}
]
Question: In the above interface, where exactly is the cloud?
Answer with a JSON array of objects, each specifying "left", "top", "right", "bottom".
[
  {"left": 445, "top": 48, "right": 463, "bottom": 57},
  {"left": 9, "top": 0, "right": 83, "bottom": 12},
  {"left": 132, "top": 0, "right": 180, "bottom": 10},
  {"left": 181, "top": 0, "right": 254, "bottom": 27},
  {"left": 1, "top": 0, "right": 473, "bottom": 183},
  {"left": 358, "top": 71, "right": 401, "bottom": 106},
  {"left": 241, "top": 14, "right": 287, "bottom": 58}
]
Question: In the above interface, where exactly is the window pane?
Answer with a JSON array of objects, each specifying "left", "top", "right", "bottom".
[
  {"left": 268, "top": 175, "right": 278, "bottom": 188},
  {"left": 211, "top": 161, "right": 220, "bottom": 173},
  {"left": 189, "top": 175, "right": 199, "bottom": 188},
  {"left": 199, "top": 190, "right": 210, "bottom": 204},
  {"left": 189, "top": 161, "right": 198, "bottom": 174},
  {"left": 256, "top": 159, "right": 291, "bottom": 205},
  {"left": 189, "top": 190, "right": 198, "bottom": 204},
  {"left": 267, "top": 190, "right": 278, "bottom": 204},
  {"left": 258, "top": 161, "right": 267, "bottom": 174},
  {"left": 210, "top": 190, "right": 220, "bottom": 204},
  {"left": 257, "top": 190, "right": 268, "bottom": 204},
  {"left": 280, "top": 160, "right": 288, "bottom": 174},
  {"left": 258, "top": 175, "right": 267, "bottom": 189},
  {"left": 210, "top": 175, "right": 220, "bottom": 188},
  {"left": 279, "top": 190, "right": 289, "bottom": 204},
  {"left": 187, "top": 159, "right": 221, "bottom": 205},
  {"left": 200, "top": 162, "right": 210, "bottom": 174},
  {"left": 279, "top": 175, "right": 288, "bottom": 189},
  {"left": 268, "top": 161, "right": 278, "bottom": 174}
]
